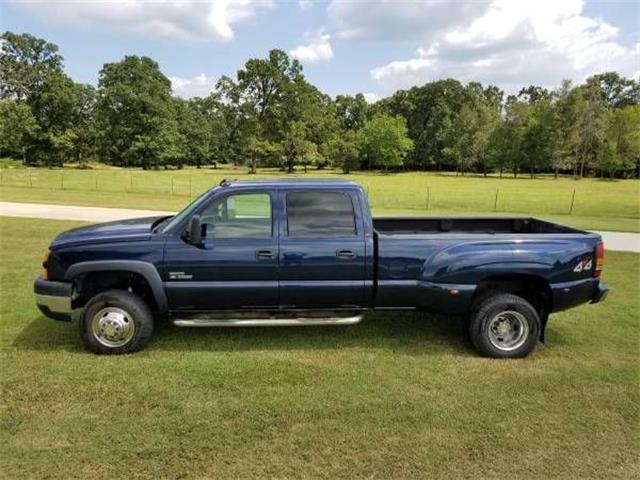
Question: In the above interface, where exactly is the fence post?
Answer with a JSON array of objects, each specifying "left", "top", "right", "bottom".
[
  {"left": 494, "top": 188, "right": 499, "bottom": 211},
  {"left": 426, "top": 186, "right": 430, "bottom": 210},
  {"left": 569, "top": 189, "right": 576, "bottom": 214}
]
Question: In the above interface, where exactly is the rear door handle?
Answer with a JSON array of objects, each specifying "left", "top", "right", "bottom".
[
  {"left": 255, "top": 249, "right": 275, "bottom": 260},
  {"left": 336, "top": 249, "right": 356, "bottom": 259}
]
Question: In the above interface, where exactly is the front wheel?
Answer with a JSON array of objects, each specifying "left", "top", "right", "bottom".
[
  {"left": 468, "top": 293, "right": 540, "bottom": 358},
  {"left": 79, "top": 290, "right": 154, "bottom": 354}
]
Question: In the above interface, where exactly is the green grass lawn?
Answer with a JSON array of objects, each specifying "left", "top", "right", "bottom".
[
  {"left": 1, "top": 216, "right": 638, "bottom": 479},
  {"left": 1, "top": 165, "right": 638, "bottom": 232}
]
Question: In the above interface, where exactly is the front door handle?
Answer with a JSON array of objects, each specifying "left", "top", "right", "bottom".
[
  {"left": 255, "top": 249, "right": 275, "bottom": 260},
  {"left": 336, "top": 249, "right": 356, "bottom": 259}
]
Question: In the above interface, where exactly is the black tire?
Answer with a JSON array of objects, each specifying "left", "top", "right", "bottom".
[
  {"left": 79, "top": 289, "right": 154, "bottom": 354},
  {"left": 468, "top": 293, "right": 540, "bottom": 358}
]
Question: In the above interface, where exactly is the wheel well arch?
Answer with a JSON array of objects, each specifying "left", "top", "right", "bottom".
[
  {"left": 472, "top": 274, "right": 552, "bottom": 317},
  {"left": 65, "top": 260, "right": 168, "bottom": 314},
  {"left": 74, "top": 271, "right": 157, "bottom": 311}
]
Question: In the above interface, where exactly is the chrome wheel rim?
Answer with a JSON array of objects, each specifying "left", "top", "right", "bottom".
[
  {"left": 487, "top": 310, "right": 529, "bottom": 351},
  {"left": 91, "top": 307, "right": 135, "bottom": 348}
]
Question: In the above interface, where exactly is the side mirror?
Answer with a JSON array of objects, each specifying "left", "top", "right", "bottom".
[{"left": 185, "top": 215, "right": 202, "bottom": 245}]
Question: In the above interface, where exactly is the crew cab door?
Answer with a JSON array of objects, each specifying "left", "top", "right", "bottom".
[
  {"left": 278, "top": 189, "right": 367, "bottom": 309},
  {"left": 163, "top": 190, "right": 278, "bottom": 310}
]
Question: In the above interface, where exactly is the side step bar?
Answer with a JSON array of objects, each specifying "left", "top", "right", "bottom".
[{"left": 173, "top": 314, "right": 364, "bottom": 327}]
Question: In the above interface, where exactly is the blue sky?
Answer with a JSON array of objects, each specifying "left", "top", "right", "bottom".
[{"left": 2, "top": 0, "right": 639, "bottom": 101}]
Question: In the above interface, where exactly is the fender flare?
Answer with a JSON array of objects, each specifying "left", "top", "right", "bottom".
[{"left": 65, "top": 260, "right": 168, "bottom": 314}]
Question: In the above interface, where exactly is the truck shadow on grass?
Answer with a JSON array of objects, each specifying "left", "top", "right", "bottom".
[{"left": 13, "top": 311, "right": 489, "bottom": 356}]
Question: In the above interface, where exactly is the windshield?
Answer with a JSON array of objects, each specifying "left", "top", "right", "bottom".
[{"left": 161, "top": 188, "right": 215, "bottom": 233}]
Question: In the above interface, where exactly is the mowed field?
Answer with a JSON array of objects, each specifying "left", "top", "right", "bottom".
[
  {"left": 1, "top": 164, "right": 639, "bottom": 232},
  {"left": 0, "top": 215, "right": 638, "bottom": 479}
]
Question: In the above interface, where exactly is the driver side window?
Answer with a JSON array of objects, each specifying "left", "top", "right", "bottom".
[{"left": 200, "top": 192, "right": 272, "bottom": 239}]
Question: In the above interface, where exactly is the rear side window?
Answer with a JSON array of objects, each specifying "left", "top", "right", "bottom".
[{"left": 286, "top": 191, "right": 356, "bottom": 237}]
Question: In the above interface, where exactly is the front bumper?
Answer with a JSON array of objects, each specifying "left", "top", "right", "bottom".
[
  {"left": 34, "top": 276, "right": 73, "bottom": 321},
  {"left": 590, "top": 283, "right": 609, "bottom": 304}
]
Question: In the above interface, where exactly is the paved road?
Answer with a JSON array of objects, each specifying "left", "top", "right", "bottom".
[
  {"left": 0, "top": 201, "right": 173, "bottom": 223},
  {"left": 1, "top": 201, "right": 639, "bottom": 253}
]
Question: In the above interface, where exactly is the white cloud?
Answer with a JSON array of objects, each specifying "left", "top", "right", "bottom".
[
  {"left": 327, "top": 0, "right": 490, "bottom": 41},
  {"left": 298, "top": 0, "right": 313, "bottom": 10},
  {"left": 368, "top": 0, "right": 640, "bottom": 94},
  {"left": 362, "top": 92, "right": 378, "bottom": 103},
  {"left": 12, "top": 0, "right": 274, "bottom": 42},
  {"left": 170, "top": 73, "right": 217, "bottom": 98},
  {"left": 290, "top": 34, "right": 333, "bottom": 63}
]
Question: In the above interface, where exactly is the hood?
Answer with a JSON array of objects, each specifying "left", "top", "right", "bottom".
[{"left": 51, "top": 216, "right": 169, "bottom": 248}]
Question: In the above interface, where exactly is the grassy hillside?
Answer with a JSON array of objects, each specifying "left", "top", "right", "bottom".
[
  {"left": 1, "top": 165, "right": 639, "bottom": 232},
  {"left": 1, "top": 216, "right": 638, "bottom": 478}
]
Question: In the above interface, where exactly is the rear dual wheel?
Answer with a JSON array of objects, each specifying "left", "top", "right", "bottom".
[{"left": 468, "top": 293, "right": 540, "bottom": 358}]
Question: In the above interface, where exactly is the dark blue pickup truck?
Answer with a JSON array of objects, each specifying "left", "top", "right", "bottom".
[{"left": 35, "top": 179, "right": 608, "bottom": 358}]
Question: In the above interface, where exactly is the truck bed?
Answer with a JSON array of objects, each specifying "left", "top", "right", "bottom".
[
  {"left": 373, "top": 217, "right": 585, "bottom": 235},
  {"left": 372, "top": 216, "right": 600, "bottom": 312}
]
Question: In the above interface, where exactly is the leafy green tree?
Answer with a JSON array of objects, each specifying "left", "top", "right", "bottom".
[
  {"left": 335, "top": 94, "right": 369, "bottom": 131},
  {"left": 215, "top": 76, "right": 255, "bottom": 169},
  {"left": 501, "top": 96, "right": 529, "bottom": 178},
  {"left": 604, "top": 105, "right": 640, "bottom": 177},
  {"left": 521, "top": 99, "right": 558, "bottom": 177},
  {"left": 550, "top": 80, "right": 580, "bottom": 178},
  {"left": 0, "top": 31, "right": 63, "bottom": 100},
  {"left": 0, "top": 99, "right": 39, "bottom": 161},
  {"left": 324, "top": 131, "right": 360, "bottom": 174},
  {"left": 94, "top": 56, "right": 180, "bottom": 169},
  {"left": 441, "top": 105, "right": 477, "bottom": 175},
  {"left": 487, "top": 122, "right": 515, "bottom": 177},
  {"left": 571, "top": 94, "right": 609, "bottom": 178},
  {"left": 584, "top": 72, "right": 640, "bottom": 109},
  {"left": 28, "top": 73, "right": 95, "bottom": 166},
  {"left": 379, "top": 79, "right": 472, "bottom": 170},
  {"left": 359, "top": 114, "right": 414, "bottom": 170},
  {"left": 518, "top": 85, "right": 551, "bottom": 104},
  {"left": 237, "top": 49, "right": 302, "bottom": 143},
  {"left": 174, "top": 97, "right": 226, "bottom": 168},
  {"left": 282, "top": 120, "right": 314, "bottom": 173}
]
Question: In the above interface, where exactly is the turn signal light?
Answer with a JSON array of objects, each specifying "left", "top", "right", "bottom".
[
  {"left": 43, "top": 250, "right": 50, "bottom": 280},
  {"left": 594, "top": 242, "right": 604, "bottom": 278}
]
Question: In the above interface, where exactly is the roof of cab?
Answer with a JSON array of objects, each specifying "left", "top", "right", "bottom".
[{"left": 220, "top": 178, "right": 361, "bottom": 189}]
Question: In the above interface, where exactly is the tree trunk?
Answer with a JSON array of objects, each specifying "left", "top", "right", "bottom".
[
  {"left": 249, "top": 152, "right": 256, "bottom": 174},
  {"left": 554, "top": 167, "right": 559, "bottom": 179}
]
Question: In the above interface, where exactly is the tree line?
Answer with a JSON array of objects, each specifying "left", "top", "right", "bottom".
[{"left": 1, "top": 31, "right": 639, "bottom": 178}]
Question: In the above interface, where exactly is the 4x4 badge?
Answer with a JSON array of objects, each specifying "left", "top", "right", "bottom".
[{"left": 573, "top": 259, "right": 593, "bottom": 273}]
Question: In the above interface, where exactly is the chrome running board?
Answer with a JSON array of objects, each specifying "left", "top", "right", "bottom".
[{"left": 173, "top": 313, "right": 364, "bottom": 327}]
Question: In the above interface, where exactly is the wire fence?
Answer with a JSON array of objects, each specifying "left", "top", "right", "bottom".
[{"left": 0, "top": 168, "right": 637, "bottom": 219}]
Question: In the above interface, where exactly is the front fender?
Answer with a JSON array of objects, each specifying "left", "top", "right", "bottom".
[{"left": 64, "top": 260, "right": 168, "bottom": 314}]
